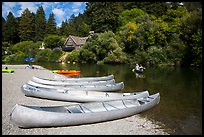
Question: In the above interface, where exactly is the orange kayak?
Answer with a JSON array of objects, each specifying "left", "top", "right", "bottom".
[
  {"left": 64, "top": 73, "right": 80, "bottom": 77},
  {"left": 52, "top": 70, "right": 80, "bottom": 74}
]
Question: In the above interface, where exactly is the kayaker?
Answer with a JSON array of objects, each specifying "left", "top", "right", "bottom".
[
  {"left": 139, "top": 64, "right": 144, "bottom": 71},
  {"left": 135, "top": 64, "right": 139, "bottom": 71}
]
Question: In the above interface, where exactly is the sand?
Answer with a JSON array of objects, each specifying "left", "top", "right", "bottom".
[{"left": 2, "top": 65, "right": 169, "bottom": 135}]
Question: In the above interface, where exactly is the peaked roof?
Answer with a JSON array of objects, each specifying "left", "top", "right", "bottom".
[{"left": 64, "top": 35, "right": 89, "bottom": 46}]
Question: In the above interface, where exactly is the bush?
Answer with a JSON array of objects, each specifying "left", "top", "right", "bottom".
[
  {"left": 65, "top": 50, "right": 79, "bottom": 62},
  {"left": 49, "top": 48, "right": 64, "bottom": 61},
  {"left": 2, "top": 42, "right": 12, "bottom": 60},
  {"left": 102, "top": 47, "right": 127, "bottom": 64},
  {"left": 35, "top": 48, "right": 52, "bottom": 62},
  {"left": 79, "top": 48, "right": 97, "bottom": 63},
  {"left": 43, "top": 35, "right": 65, "bottom": 49},
  {"left": 79, "top": 31, "right": 126, "bottom": 64},
  {"left": 3, "top": 54, "right": 16, "bottom": 63},
  {"left": 11, "top": 41, "right": 34, "bottom": 53},
  {"left": 146, "top": 46, "right": 167, "bottom": 66}
]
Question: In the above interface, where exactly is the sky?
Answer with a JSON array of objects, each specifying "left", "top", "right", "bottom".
[{"left": 2, "top": 2, "right": 87, "bottom": 27}]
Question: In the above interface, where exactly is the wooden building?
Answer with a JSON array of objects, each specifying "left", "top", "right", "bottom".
[{"left": 62, "top": 35, "right": 89, "bottom": 52}]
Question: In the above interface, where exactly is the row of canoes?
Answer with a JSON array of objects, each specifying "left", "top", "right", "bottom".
[{"left": 10, "top": 74, "right": 160, "bottom": 128}]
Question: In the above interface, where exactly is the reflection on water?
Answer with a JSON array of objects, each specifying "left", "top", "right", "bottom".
[{"left": 32, "top": 62, "right": 203, "bottom": 135}]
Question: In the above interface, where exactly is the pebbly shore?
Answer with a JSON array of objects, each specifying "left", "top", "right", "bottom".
[{"left": 2, "top": 65, "right": 169, "bottom": 135}]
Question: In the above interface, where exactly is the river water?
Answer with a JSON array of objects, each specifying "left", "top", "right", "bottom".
[{"left": 10, "top": 62, "right": 203, "bottom": 135}]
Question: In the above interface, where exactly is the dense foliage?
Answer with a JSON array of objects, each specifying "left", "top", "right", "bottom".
[
  {"left": 2, "top": 2, "right": 202, "bottom": 67},
  {"left": 79, "top": 31, "right": 127, "bottom": 64}
]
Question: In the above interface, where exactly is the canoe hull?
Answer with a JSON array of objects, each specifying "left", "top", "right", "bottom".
[
  {"left": 53, "top": 74, "right": 114, "bottom": 81},
  {"left": 32, "top": 76, "right": 116, "bottom": 86},
  {"left": 10, "top": 93, "right": 160, "bottom": 128},
  {"left": 21, "top": 84, "right": 149, "bottom": 102},
  {"left": 27, "top": 81, "right": 124, "bottom": 92}
]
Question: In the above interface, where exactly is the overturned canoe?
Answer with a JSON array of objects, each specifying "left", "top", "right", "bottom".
[
  {"left": 26, "top": 80, "right": 124, "bottom": 92},
  {"left": 10, "top": 93, "right": 160, "bottom": 128},
  {"left": 52, "top": 74, "right": 114, "bottom": 81},
  {"left": 32, "top": 76, "right": 115, "bottom": 86},
  {"left": 21, "top": 83, "right": 149, "bottom": 102}
]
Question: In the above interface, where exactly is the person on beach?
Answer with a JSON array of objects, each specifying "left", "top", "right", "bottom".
[{"left": 25, "top": 63, "right": 35, "bottom": 69}]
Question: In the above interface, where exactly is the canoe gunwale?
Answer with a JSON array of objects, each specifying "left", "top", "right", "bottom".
[
  {"left": 21, "top": 83, "right": 149, "bottom": 102},
  {"left": 31, "top": 77, "right": 116, "bottom": 86},
  {"left": 26, "top": 81, "right": 124, "bottom": 92},
  {"left": 51, "top": 74, "right": 114, "bottom": 81}
]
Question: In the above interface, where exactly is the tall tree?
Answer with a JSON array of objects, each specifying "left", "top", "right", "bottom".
[
  {"left": 46, "top": 12, "right": 57, "bottom": 35},
  {"left": 3, "top": 12, "right": 19, "bottom": 44},
  {"left": 35, "top": 6, "right": 46, "bottom": 41},
  {"left": 19, "top": 8, "right": 35, "bottom": 41},
  {"left": 86, "top": 2, "right": 123, "bottom": 33},
  {"left": 2, "top": 17, "right": 6, "bottom": 42}
]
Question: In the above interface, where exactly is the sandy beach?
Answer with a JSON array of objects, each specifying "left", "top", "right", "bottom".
[{"left": 2, "top": 65, "right": 169, "bottom": 135}]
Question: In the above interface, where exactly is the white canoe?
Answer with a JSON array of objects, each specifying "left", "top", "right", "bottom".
[
  {"left": 52, "top": 74, "right": 114, "bottom": 81},
  {"left": 10, "top": 93, "right": 160, "bottom": 128},
  {"left": 21, "top": 83, "right": 149, "bottom": 102},
  {"left": 26, "top": 80, "right": 124, "bottom": 92},
  {"left": 32, "top": 76, "right": 115, "bottom": 86}
]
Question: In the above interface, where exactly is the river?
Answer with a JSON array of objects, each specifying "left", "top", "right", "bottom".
[{"left": 6, "top": 62, "right": 203, "bottom": 135}]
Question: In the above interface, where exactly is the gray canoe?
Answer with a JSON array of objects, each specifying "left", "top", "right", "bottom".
[
  {"left": 26, "top": 80, "right": 124, "bottom": 92},
  {"left": 10, "top": 93, "right": 160, "bottom": 128},
  {"left": 32, "top": 76, "right": 115, "bottom": 86},
  {"left": 21, "top": 83, "right": 149, "bottom": 102},
  {"left": 50, "top": 74, "right": 114, "bottom": 82}
]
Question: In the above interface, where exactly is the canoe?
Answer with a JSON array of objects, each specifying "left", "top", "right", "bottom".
[
  {"left": 26, "top": 80, "right": 124, "bottom": 92},
  {"left": 21, "top": 83, "right": 149, "bottom": 102},
  {"left": 32, "top": 76, "right": 116, "bottom": 86},
  {"left": 52, "top": 74, "right": 114, "bottom": 81},
  {"left": 2, "top": 69, "right": 14, "bottom": 73},
  {"left": 52, "top": 70, "right": 80, "bottom": 74},
  {"left": 10, "top": 93, "right": 160, "bottom": 128}
]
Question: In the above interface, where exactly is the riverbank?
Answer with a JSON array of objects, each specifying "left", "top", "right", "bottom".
[{"left": 2, "top": 65, "right": 169, "bottom": 135}]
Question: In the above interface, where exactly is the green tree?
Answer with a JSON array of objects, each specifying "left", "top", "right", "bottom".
[
  {"left": 11, "top": 41, "right": 34, "bottom": 54},
  {"left": 43, "top": 35, "right": 64, "bottom": 49},
  {"left": 87, "top": 2, "right": 122, "bottom": 33},
  {"left": 35, "top": 6, "right": 46, "bottom": 41},
  {"left": 2, "top": 42, "right": 12, "bottom": 60},
  {"left": 3, "top": 12, "right": 19, "bottom": 44},
  {"left": 65, "top": 50, "right": 80, "bottom": 62},
  {"left": 2, "top": 17, "right": 6, "bottom": 42},
  {"left": 46, "top": 12, "right": 57, "bottom": 35},
  {"left": 118, "top": 8, "right": 146, "bottom": 27},
  {"left": 58, "top": 20, "right": 69, "bottom": 36},
  {"left": 79, "top": 31, "right": 126, "bottom": 64},
  {"left": 49, "top": 48, "right": 64, "bottom": 61},
  {"left": 19, "top": 8, "right": 35, "bottom": 41},
  {"left": 35, "top": 48, "right": 52, "bottom": 62}
]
